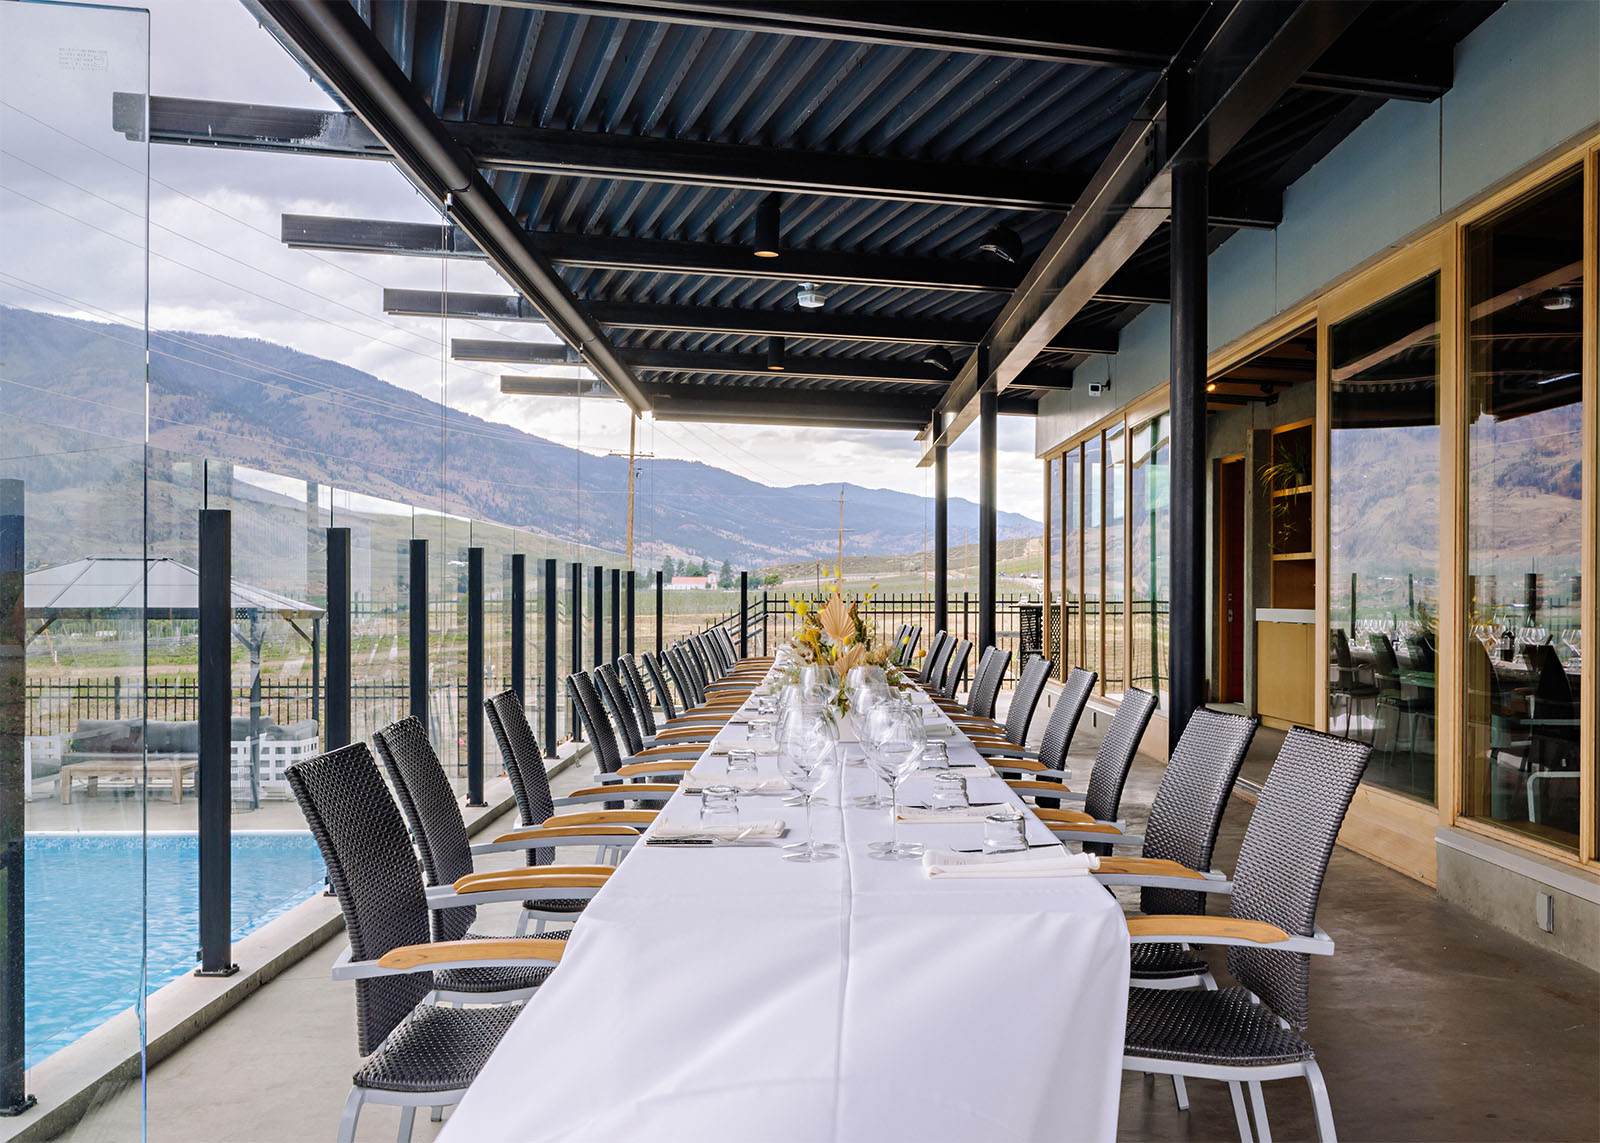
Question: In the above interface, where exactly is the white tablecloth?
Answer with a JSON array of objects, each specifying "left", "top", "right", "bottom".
[{"left": 439, "top": 691, "right": 1129, "bottom": 1142}]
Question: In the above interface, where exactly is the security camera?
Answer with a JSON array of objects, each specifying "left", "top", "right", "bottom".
[{"left": 1086, "top": 380, "right": 1109, "bottom": 396}]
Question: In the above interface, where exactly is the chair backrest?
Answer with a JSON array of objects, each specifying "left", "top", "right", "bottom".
[
  {"left": 484, "top": 690, "right": 556, "bottom": 869},
  {"left": 617, "top": 656, "right": 659, "bottom": 736},
  {"left": 594, "top": 663, "right": 644, "bottom": 755},
  {"left": 1227, "top": 726, "right": 1370, "bottom": 1029},
  {"left": 640, "top": 651, "right": 680, "bottom": 720},
  {"left": 939, "top": 639, "right": 972, "bottom": 699},
  {"left": 567, "top": 671, "right": 623, "bottom": 772},
  {"left": 665, "top": 645, "right": 704, "bottom": 707},
  {"left": 1003, "top": 655, "right": 1054, "bottom": 745},
  {"left": 371, "top": 716, "right": 477, "bottom": 945},
  {"left": 1369, "top": 632, "right": 1401, "bottom": 683},
  {"left": 966, "top": 646, "right": 1011, "bottom": 717},
  {"left": 677, "top": 642, "right": 710, "bottom": 701},
  {"left": 1037, "top": 666, "right": 1097, "bottom": 772},
  {"left": 922, "top": 631, "right": 952, "bottom": 687},
  {"left": 1140, "top": 708, "right": 1258, "bottom": 916},
  {"left": 687, "top": 635, "right": 717, "bottom": 681},
  {"left": 716, "top": 626, "right": 740, "bottom": 667},
  {"left": 1081, "top": 686, "right": 1159, "bottom": 824},
  {"left": 285, "top": 743, "right": 432, "bottom": 1056},
  {"left": 898, "top": 625, "right": 921, "bottom": 666}
]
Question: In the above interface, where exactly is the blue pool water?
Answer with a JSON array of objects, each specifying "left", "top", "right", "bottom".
[{"left": 24, "top": 832, "right": 327, "bottom": 1066}]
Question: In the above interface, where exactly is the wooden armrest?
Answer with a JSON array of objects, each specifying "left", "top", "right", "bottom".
[
  {"left": 1005, "top": 779, "right": 1075, "bottom": 795},
  {"left": 566, "top": 783, "right": 679, "bottom": 799},
  {"left": 616, "top": 760, "right": 691, "bottom": 777},
  {"left": 492, "top": 823, "right": 641, "bottom": 844},
  {"left": 543, "top": 809, "right": 658, "bottom": 828},
  {"left": 1033, "top": 807, "right": 1095, "bottom": 826},
  {"left": 1126, "top": 916, "right": 1290, "bottom": 944},
  {"left": 1095, "top": 857, "right": 1206, "bottom": 880},
  {"left": 377, "top": 938, "right": 568, "bottom": 972},
  {"left": 452, "top": 868, "right": 612, "bottom": 893},
  {"left": 1043, "top": 819, "right": 1122, "bottom": 835},
  {"left": 632, "top": 742, "right": 707, "bottom": 758},
  {"left": 988, "top": 757, "right": 1046, "bottom": 772}
]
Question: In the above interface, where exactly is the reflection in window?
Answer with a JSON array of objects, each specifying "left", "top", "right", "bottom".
[
  {"left": 1047, "top": 455, "right": 1062, "bottom": 676},
  {"left": 1061, "top": 448, "right": 1082, "bottom": 675},
  {"left": 1083, "top": 435, "right": 1103, "bottom": 690},
  {"left": 1103, "top": 426, "right": 1126, "bottom": 696},
  {"left": 1129, "top": 414, "right": 1170, "bottom": 706},
  {"left": 1464, "top": 170, "right": 1585, "bottom": 850},
  {"left": 1327, "top": 273, "right": 1441, "bottom": 803}
]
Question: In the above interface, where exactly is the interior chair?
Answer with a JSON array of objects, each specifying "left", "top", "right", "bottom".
[
  {"left": 1327, "top": 629, "right": 1379, "bottom": 740},
  {"left": 1118, "top": 726, "right": 1372, "bottom": 1143},
  {"left": 955, "top": 654, "right": 1051, "bottom": 750},
  {"left": 989, "top": 665, "right": 1097, "bottom": 808},
  {"left": 1019, "top": 686, "right": 1159, "bottom": 854},
  {"left": 942, "top": 645, "right": 1011, "bottom": 723},
  {"left": 286, "top": 744, "right": 567, "bottom": 1143},
  {"left": 918, "top": 630, "right": 952, "bottom": 686},
  {"left": 937, "top": 638, "right": 973, "bottom": 700}
]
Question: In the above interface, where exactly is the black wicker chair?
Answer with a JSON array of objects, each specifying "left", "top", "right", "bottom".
[
  {"left": 992, "top": 666, "right": 1098, "bottom": 807},
  {"left": 937, "top": 638, "right": 973, "bottom": 700},
  {"left": 970, "top": 646, "right": 1013, "bottom": 719},
  {"left": 285, "top": 743, "right": 566, "bottom": 1143},
  {"left": 896, "top": 624, "right": 922, "bottom": 666},
  {"left": 954, "top": 653, "right": 1052, "bottom": 755},
  {"left": 615, "top": 656, "right": 723, "bottom": 746},
  {"left": 639, "top": 651, "right": 681, "bottom": 721},
  {"left": 1028, "top": 686, "right": 1159, "bottom": 854},
  {"left": 373, "top": 716, "right": 613, "bottom": 949},
  {"left": 920, "top": 630, "right": 952, "bottom": 687},
  {"left": 1120, "top": 726, "right": 1371, "bottom": 1142}
]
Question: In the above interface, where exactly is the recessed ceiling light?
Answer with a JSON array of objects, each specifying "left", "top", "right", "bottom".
[
  {"left": 1206, "top": 381, "right": 1217, "bottom": 392},
  {"left": 1542, "top": 289, "right": 1575, "bottom": 311},
  {"left": 796, "top": 282, "right": 825, "bottom": 310}
]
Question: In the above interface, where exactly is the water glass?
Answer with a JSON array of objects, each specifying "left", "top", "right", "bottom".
[
  {"left": 929, "top": 771, "right": 968, "bottom": 811},
  {"left": 920, "top": 739, "right": 949, "bottom": 768},
  {"left": 753, "top": 694, "right": 778, "bottom": 717},
  {"left": 747, "top": 718, "right": 775, "bottom": 741},
  {"left": 726, "top": 749, "right": 758, "bottom": 776},
  {"left": 700, "top": 784, "right": 740, "bottom": 830},
  {"left": 982, "top": 806, "right": 1028, "bottom": 854}
]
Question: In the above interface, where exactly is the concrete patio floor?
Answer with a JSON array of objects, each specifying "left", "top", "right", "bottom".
[{"left": 54, "top": 708, "right": 1600, "bottom": 1142}]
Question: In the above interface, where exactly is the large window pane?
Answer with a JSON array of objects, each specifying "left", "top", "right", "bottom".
[
  {"left": 1083, "top": 435, "right": 1103, "bottom": 688},
  {"left": 1103, "top": 425, "right": 1126, "bottom": 697},
  {"left": 1464, "top": 170, "right": 1585, "bottom": 850},
  {"left": 1327, "top": 273, "right": 1441, "bottom": 803},
  {"left": 1129, "top": 414, "right": 1170, "bottom": 706},
  {"left": 1062, "top": 447, "right": 1082, "bottom": 675},
  {"left": 1046, "top": 455, "right": 1061, "bottom": 677}
]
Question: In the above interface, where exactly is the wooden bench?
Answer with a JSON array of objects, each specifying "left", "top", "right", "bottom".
[{"left": 60, "top": 756, "right": 199, "bottom": 804}]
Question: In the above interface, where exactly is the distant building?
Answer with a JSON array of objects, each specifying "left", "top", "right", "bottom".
[{"left": 667, "top": 575, "right": 711, "bottom": 590}]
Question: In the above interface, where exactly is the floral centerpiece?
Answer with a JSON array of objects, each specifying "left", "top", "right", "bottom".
[{"left": 784, "top": 581, "right": 909, "bottom": 709}]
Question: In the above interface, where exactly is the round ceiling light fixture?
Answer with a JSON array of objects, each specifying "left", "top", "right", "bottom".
[
  {"left": 766, "top": 336, "right": 786, "bottom": 371},
  {"left": 753, "top": 193, "right": 781, "bottom": 259},
  {"left": 796, "top": 282, "right": 826, "bottom": 310},
  {"left": 920, "top": 346, "right": 955, "bottom": 374},
  {"left": 976, "top": 225, "right": 1022, "bottom": 264}
]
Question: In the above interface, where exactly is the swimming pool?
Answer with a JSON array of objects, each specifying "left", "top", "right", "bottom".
[{"left": 24, "top": 831, "right": 327, "bottom": 1067}]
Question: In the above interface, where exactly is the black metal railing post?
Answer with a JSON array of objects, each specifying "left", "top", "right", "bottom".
[
  {"left": 466, "top": 546, "right": 485, "bottom": 806},
  {"left": 325, "top": 527, "right": 351, "bottom": 749},
  {"left": 739, "top": 572, "right": 749, "bottom": 658},
  {"left": 543, "top": 558, "right": 558, "bottom": 756},
  {"left": 568, "top": 562, "right": 582, "bottom": 738},
  {"left": 409, "top": 538, "right": 428, "bottom": 729},
  {"left": 197, "top": 508, "right": 238, "bottom": 978},
  {"left": 511, "top": 553, "right": 526, "bottom": 704},
  {"left": 592, "top": 565, "right": 604, "bottom": 670},
  {"left": 654, "top": 570, "right": 664, "bottom": 654},
  {"left": 610, "top": 568, "right": 621, "bottom": 665},
  {"left": 626, "top": 570, "right": 636, "bottom": 655},
  {"left": 0, "top": 480, "right": 33, "bottom": 1113}
]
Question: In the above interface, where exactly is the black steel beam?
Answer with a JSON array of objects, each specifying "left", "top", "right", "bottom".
[
  {"left": 568, "top": 561, "right": 582, "bottom": 738},
  {"left": 1168, "top": 157, "right": 1207, "bottom": 747},
  {"left": 933, "top": 416, "right": 948, "bottom": 634},
  {"left": 739, "top": 571, "right": 749, "bottom": 658},
  {"left": 610, "top": 568, "right": 621, "bottom": 665},
  {"left": 591, "top": 565, "right": 604, "bottom": 673},
  {"left": 325, "top": 527, "right": 352, "bottom": 749},
  {"left": 197, "top": 509, "right": 238, "bottom": 978},
  {"left": 247, "top": 3, "right": 648, "bottom": 411},
  {"left": 496, "top": 3, "right": 1451, "bottom": 100},
  {"left": 621, "top": 348, "right": 1077, "bottom": 388},
  {"left": 923, "top": 0, "right": 1369, "bottom": 462},
  {"left": 542, "top": 557, "right": 558, "bottom": 756},
  {"left": 626, "top": 569, "right": 636, "bottom": 655},
  {"left": 511, "top": 552, "right": 526, "bottom": 704},
  {"left": 292, "top": 213, "right": 1169, "bottom": 300},
  {"left": 977, "top": 386, "right": 998, "bottom": 655},
  {"left": 409, "top": 538, "right": 429, "bottom": 727},
  {"left": 466, "top": 546, "right": 486, "bottom": 806},
  {"left": 0, "top": 480, "right": 32, "bottom": 1116},
  {"left": 501, "top": 377, "right": 615, "bottom": 398},
  {"left": 649, "top": 387, "right": 932, "bottom": 431}
]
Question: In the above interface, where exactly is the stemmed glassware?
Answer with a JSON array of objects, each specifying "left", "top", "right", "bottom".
[
  {"left": 775, "top": 704, "right": 840, "bottom": 863},
  {"left": 777, "top": 699, "right": 837, "bottom": 806},
  {"left": 864, "top": 699, "right": 926, "bottom": 860}
]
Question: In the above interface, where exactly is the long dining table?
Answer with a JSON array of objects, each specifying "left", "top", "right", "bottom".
[{"left": 439, "top": 675, "right": 1131, "bottom": 1142}]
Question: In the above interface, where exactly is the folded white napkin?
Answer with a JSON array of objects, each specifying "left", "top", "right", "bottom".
[
  {"left": 651, "top": 818, "right": 788, "bottom": 841},
  {"left": 896, "top": 801, "right": 1012, "bottom": 824},
  {"left": 680, "top": 771, "right": 792, "bottom": 795},
  {"left": 923, "top": 847, "right": 1096, "bottom": 879},
  {"left": 706, "top": 743, "right": 778, "bottom": 756},
  {"left": 925, "top": 724, "right": 955, "bottom": 738}
]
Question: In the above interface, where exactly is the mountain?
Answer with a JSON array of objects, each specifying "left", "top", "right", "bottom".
[{"left": 0, "top": 305, "right": 1039, "bottom": 567}]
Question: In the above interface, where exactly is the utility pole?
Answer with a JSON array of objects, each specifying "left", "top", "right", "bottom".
[
  {"left": 606, "top": 428, "right": 653, "bottom": 574},
  {"left": 837, "top": 487, "right": 845, "bottom": 576}
]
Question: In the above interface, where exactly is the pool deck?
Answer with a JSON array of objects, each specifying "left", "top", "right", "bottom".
[{"left": 40, "top": 711, "right": 1600, "bottom": 1142}]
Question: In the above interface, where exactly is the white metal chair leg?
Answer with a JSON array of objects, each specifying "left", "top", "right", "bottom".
[
  {"left": 1201, "top": 970, "right": 1218, "bottom": 990},
  {"left": 430, "top": 1105, "right": 443, "bottom": 1122},
  {"left": 1229, "top": 1081, "right": 1255, "bottom": 1143},
  {"left": 336, "top": 1088, "right": 364, "bottom": 1143},
  {"left": 514, "top": 909, "right": 531, "bottom": 937},
  {"left": 1304, "top": 1059, "right": 1338, "bottom": 1143},
  {"left": 1172, "top": 1074, "right": 1189, "bottom": 1110},
  {"left": 1248, "top": 1081, "right": 1272, "bottom": 1143},
  {"left": 396, "top": 1104, "right": 417, "bottom": 1142}
]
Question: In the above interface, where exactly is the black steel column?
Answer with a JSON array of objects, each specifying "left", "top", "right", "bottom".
[
  {"left": 324, "top": 527, "right": 351, "bottom": 749},
  {"left": 739, "top": 571, "right": 749, "bottom": 658},
  {"left": 1169, "top": 156, "right": 1208, "bottom": 747},
  {"left": 626, "top": 570, "right": 636, "bottom": 655},
  {"left": 409, "top": 538, "right": 428, "bottom": 728},
  {"left": 543, "top": 558, "right": 558, "bottom": 756},
  {"left": 0, "top": 481, "right": 32, "bottom": 1114},
  {"left": 511, "top": 553, "right": 526, "bottom": 703},
  {"left": 592, "top": 565, "right": 604, "bottom": 670},
  {"left": 978, "top": 386, "right": 998, "bottom": 653},
  {"left": 655, "top": 571, "right": 664, "bottom": 654},
  {"left": 465, "top": 546, "right": 485, "bottom": 806},
  {"left": 610, "top": 568, "right": 621, "bottom": 665},
  {"left": 568, "top": 562, "right": 582, "bottom": 738},
  {"left": 310, "top": 618, "right": 320, "bottom": 729},
  {"left": 934, "top": 414, "right": 949, "bottom": 634},
  {"left": 197, "top": 508, "right": 238, "bottom": 978}
]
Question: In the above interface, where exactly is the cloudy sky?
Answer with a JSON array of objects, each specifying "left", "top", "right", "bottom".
[{"left": 9, "top": 0, "right": 1044, "bottom": 523}]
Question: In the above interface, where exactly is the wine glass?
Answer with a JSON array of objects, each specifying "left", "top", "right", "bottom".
[
  {"left": 865, "top": 700, "right": 926, "bottom": 860},
  {"left": 778, "top": 701, "right": 838, "bottom": 806},
  {"left": 852, "top": 688, "right": 894, "bottom": 809},
  {"left": 775, "top": 717, "right": 839, "bottom": 863}
]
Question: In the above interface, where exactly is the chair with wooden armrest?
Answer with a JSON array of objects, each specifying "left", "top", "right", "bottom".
[
  {"left": 955, "top": 654, "right": 1054, "bottom": 747},
  {"left": 988, "top": 667, "right": 1097, "bottom": 796},
  {"left": 917, "top": 630, "right": 952, "bottom": 688},
  {"left": 1034, "top": 806, "right": 1144, "bottom": 847},
  {"left": 595, "top": 665, "right": 710, "bottom": 764},
  {"left": 618, "top": 655, "right": 726, "bottom": 745},
  {"left": 1119, "top": 725, "right": 1370, "bottom": 1142},
  {"left": 938, "top": 639, "right": 973, "bottom": 700},
  {"left": 965, "top": 646, "right": 1012, "bottom": 720},
  {"left": 285, "top": 745, "right": 572, "bottom": 1143},
  {"left": 375, "top": 717, "right": 601, "bottom": 946},
  {"left": 1005, "top": 686, "right": 1155, "bottom": 842}
]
